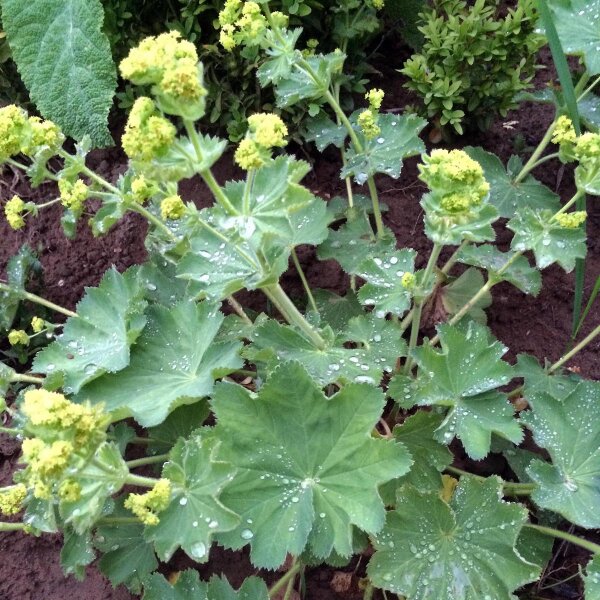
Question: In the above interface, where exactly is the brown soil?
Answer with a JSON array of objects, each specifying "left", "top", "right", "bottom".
[{"left": 0, "top": 35, "right": 598, "bottom": 600}]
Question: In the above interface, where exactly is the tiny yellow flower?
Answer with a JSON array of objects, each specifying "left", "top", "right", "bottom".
[
  {"left": 4, "top": 195, "right": 26, "bottom": 230},
  {"left": 401, "top": 272, "right": 416, "bottom": 290},
  {"left": 555, "top": 211, "right": 587, "bottom": 229},
  {"left": 440, "top": 193, "right": 472, "bottom": 213},
  {"left": 58, "top": 479, "right": 82, "bottom": 503},
  {"left": 130, "top": 175, "right": 154, "bottom": 204},
  {"left": 23, "top": 117, "right": 62, "bottom": 155},
  {"left": 59, "top": 179, "right": 88, "bottom": 211},
  {"left": 124, "top": 478, "right": 171, "bottom": 526},
  {"left": 371, "top": 0, "right": 385, "bottom": 9},
  {"left": 574, "top": 132, "right": 600, "bottom": 162},
  {"left": 357, "top": 109, "right": 381, "bottom": 140},
  {"left": 8, "top": 329, "right": 29, "bottom": 346},
  {"left": 365, "top": 88, "right": 385, "bottom": 111},
  {"left": 31, "top": 317, "right": 45, "bottom": 333},
  {"left": 0, "top": 484, "right": 27, "bottom": 515},
  {"left": 234, "top": 138, "right": 264, "bottom": 170},
  {"left": 270, "top": 11, "right": 289, "bottom": 28},
  {"left": 0, "top": 105, "right": 28, "bottom": 159},
  {"left": 247, "top": 113, "right": 288, "bottom": 148},
  {"left": 160, "top": 195, "right": 186, "bottom": 220},
  {"left": 218, "top": 0, "right": 242, "bottom": 26},
  {"left": 32, "top": 440, "right": 73, "bottom": 477},
  {"left": 552, "top": 116, "right": 576, "bottom": 146},
  {"left": 219, "top": 24, "right": 237, "bottom": 51}
]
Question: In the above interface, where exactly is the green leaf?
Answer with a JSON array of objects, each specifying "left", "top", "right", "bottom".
[
  {"left": 516, "top": 354, "right": 579, "bottom": 400},
  {"left": 304, "top": 113, "right": 348, "bottom": 151},
  {"left": 0, "top": 361, "right": 15, "bottom": 397},
  {"left": 342, "top": 114, "right": 426, "bottom": 183},
  {"left": 391, "top": 412, "right": 453, "bottom": 493},
  {"left": 317, "top": 215, "right": 396, "bottom": 275},
  {"left": 142, "top": 571, "right": 269, "bottom": 600},
  {"left": 33, "top": 268, "right": 147, "bottom": 394},
  {"left": 79, "top": 302, "right": 243, "bottom": 427},
  {"left": 310, "top": 290, "right": 364, "bottom": 332},
  {"left": 391, "top": 322, "right": 520, "bottom": 460},
  {"left": 548, "top": 0, "right": 600, "bottom": 76},
  {"left": 1, "top": 0, "right": 117, "bottom": 146},
  {"left": 368, "top": 477, "right": 539, "bottom": 599},
  {"left": 458, "top": 244, "right": 542, "bottom": 295},
  {"left": 515, "top": 523, "right": 553, "bottom": 571},
  {"left": 521, "top": 381, "right": 600, "bottom": 528},
  {"left": 59, "top": 442, "right": 128, "bottom": 534},
  {"left": 95, "top": 503, "right": 158, "bottom": 592},
  {"left": 508, "top": 207, "right": 587, "bottom": 272},
  {"left": 212, "top": 363, "right": 411, "bottom": 568},
  {"left": 465, "top": 147, "right": 560, "bottom": 218},
  {"left": 61, "top": 529, "right": 94, "bottom": 581},
  {"left": 246, "top": 314, "right": 405, "bottom": 386},
  {"left": 441, "top": 268, "right": 492, "bottom": 324},
  {"left": 584, "top": 555, "right": 600, "bottom": 600},
  {"left": 356, "top": 249, "right": 416, "bottom": 317},
  {"left": 145, "top": 434, "right": 239, "bottom": 562}
]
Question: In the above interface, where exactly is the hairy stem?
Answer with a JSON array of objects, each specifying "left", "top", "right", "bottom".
[
  {"left": 549, "top": 323, "right": 600, "bottom": 374},
  {"left": 514, "top": 120, "right": 557, "bottom": 184},
  {"left": 292, "top": 248, "right": 318, "bottom": 314},
  {"left": 525, "top": 523, "right": 600, "bottom": 555},
  {"left": 125, "top": 454, "right": 169, "bottom": 469},
  {"left": 0, "top": 522, "right": 27, "bottom": 532},
  {"left": 268, "top": 561, "right": 303, "bottom": 598},
  {"left": 227, "top": 295, "right": 253, "bottom": 325},
  {"left": 124, "top": 473, "right": 159, "bottom": 489},
  {"left": 445, "top": 466, "right": 536, "bottom": 496},
  {"left": 9, "top": 373, "right": 43, "bottom": 385},
  {"left": 0, "top": 283, "right": 77, "bottom": 318}
]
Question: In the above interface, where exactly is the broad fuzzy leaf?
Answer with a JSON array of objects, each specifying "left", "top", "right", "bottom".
[
  {"left": 509, "top": 207, "right": 587, "bottom": 272},
  {"left": 391, "top": 322, "right": 520, "bottom": 459},
  {"left": 212, "top": 363, "right": 411, "bottom": 568},
  {"left": 0, "top": 361, "right": 15, "bottom": 396},
  {"left": 522, "top": 382, "right": 600, "bottom": 528},
  {"left": 465, "top": 147, "right": 560, "bottom": 218},
  {"left": 458, "top": 244, "right": 542, "bottom": 295},
  {"left": 61, "top": 529, "right": 94, "bottom": 580},
  {"left": 2, "top": 0, "right": 116, "bottom": 145},
  {"left": 342, "top": 114, "right": 426, "bottom": 184},
  {"left": 33, "top": 268, "right": 147, "bottom": 394},
  {"left": 246, "top": 315, "right": 405, "bottom": 386},
  {"left": 142, "top": 571, "right": 269, "bottom": 600},
  {"left": 79, "top": 302, "right": 243, "bottom": 427},
  {"left": 356, "top": 249, "right": 417, "bottom": 316},
  {"left": 441, "top": 268, "right": 492, "bottom": 324},
  {"left": 304, "top": 113, "right": 348, "bottom": 151},
  {"left": 584, "top": 555, "right": 600, "bottom": 599},
  {"left": 95, "top": 504, "right": 158, "bottom": 592},
  {"left": 516, "top": 354, "right": 579, "bottom": 400},
  {"left": 145, "top": 435, "right": 239, "bottom": 562},
  {"left": 549, "top": 0, "right": 600, "bottom": 75},
  {"left": 310, "top": 290, "right": 364, "bottom": 332},
  {"left": 317, "top": 215, "right": 396, "bottom": 275},
  {"left": 368, "top": 477, "right": 539, "bottom": 599}
]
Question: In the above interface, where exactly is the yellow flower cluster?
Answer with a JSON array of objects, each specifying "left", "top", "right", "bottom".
[
  {"left": 574, "top": 132, "right": 600, "bottom": 162},
  {"left": 58, "top": 479, "right": 82, "bottom": 503},
  {"left": 122, "top": 97, "right": 176, "bottom": 163},
  {"left": 120, "top": 31, "right": 206, "bottom": 104},
  {"left": 160, "top": 194, "right": 186, "bottom": 220},
  {"left": 419, "top": 149, "right": 490, "bottom": 213},
  {"left": 0, "top": 484, "right": 27, "bottom": 515},
  {"left": 0, "top": 105, "right": 63, "bottom": 160},
  {"left": 31, "top": 317, "right": 45, "bottom": 333},
  {"left": 4, "top": 195, "right": 26, "bottom": 230},
  {"left": 358, "top": 110, "right": 381, "bottom": 140},
  {"left": 59, "top": 179, "right": 89, "bottom": 212},
  {"left": 124, "top": 479, "right": 171, "bottom": 526},
  {"left": 8, "top": 329, "right": 28, "bottom": 346},
  {"left": 130, "top": 175, "right": 154, "bottom": 204},
  {"left": 552, "top": 116, "right": 577, "bottom": 147},
  {"left": 371, "top": 0, "right": 385, "bottom": 9},
  {"left": 234, "top": 113, "right": 288, "bottom": 170},
  {"left": 555, "top": 211, "right": 587, "bottom": 229},
  {"left": 401, "top": 272, "right": 416, "bottom": 290},
  {"left": 366, "top": 88, "right": 385, "bottom": 111},
  {"left": 218, "top": 1, "right": 270, "bottom": 51}
]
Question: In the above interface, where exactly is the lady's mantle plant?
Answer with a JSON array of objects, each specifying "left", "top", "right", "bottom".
[{"left": 1, "top": 3, "right": 600, "bottom": 599}]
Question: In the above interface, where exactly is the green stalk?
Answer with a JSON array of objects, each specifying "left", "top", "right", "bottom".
[
  {"left": 0, "top": 427, "right": 20, "bottom": 436},
  {"left": 291, "top": 248, "right": 318, "bottom": 314},
  {"left": 525, "top": 523, "right": 600, "bottom": 555},
  {"left": 227, "top": 295, "right": 253, "bottom": 325},
  {"left": 0, "top": 283, "right": 77, "bottom": 318},
  {"left": 0, "top": 522, "right": 27, "bottom": 532},
  {"left": 268, "top": 561, "right": 303, "bottom": 598},
  {"left": 263, "top": 284, "right": 326, "bottom": 349},
  {"left": 125, "top": 454, "right": 169, "bottom": 469},
  {"left": 513, "top": 120, "right": 557, "bottom": 184},
  {"left": 9, "top": 373, "right": 43, "bottom": 385},
  {"left": 549, "top": 323, "right": 600, "bottom": 373},
  {"left": 124, "top": 473, "right": 159, "bottom": 489},
  {"left": 363, "top": 582, "right": 375, "bottom": 600},
  {"left": 445, "top": 466, "right": 536, "bottom": 496},
  {"left": 128, "top": 202, "right": 177, "bottom": 239}
]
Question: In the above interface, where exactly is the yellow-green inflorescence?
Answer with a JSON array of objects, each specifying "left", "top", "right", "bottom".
[
  {"left": 4, "top": 195, "right": 26, "bottom": 230},
  {"left": 0, "top": 484, "right": 27, "bottom": 515},
  {"left": 218, "top": 1, "right": 272, "bottom": 51},
  {"left": 130, "top": 175, "right": 155, "bottom": 204},
  {"left": 234, "top": 112, "right": 288, "bottom": 170},
  {"left": 17, "top": 389, "right": 110, "bottom": 500},
  {"left": 555, "top": 211, "right": 587, "bottom": 229},
  {"left": 160, "top": 194, "right": 186, "bottom": 220},
  {"left": 31, "top": 317, "right": 45, "bottom": 333},
  {"left": 124, "top": 478, "right": 171, "bottom": 526},
  {"left": 358, "top": 88, "right": 385, "bottom": 140},
  {"left": 59, "top": 179, "right": 89, "bottom": 212},
  {"left": 122, "top": 97, "right": 176, "bottom": 164},
  {"left": 8, "top": 329, "right": 29, "bottom": 346},
  {"left": 401, "top": 272, "right": 416, "bottom": 290},
  {"left": 120, "top": 31, "right": 207, "bottom": 119},
  {"left": 419, "top": 149, "right": 490, "bottom": 213}
]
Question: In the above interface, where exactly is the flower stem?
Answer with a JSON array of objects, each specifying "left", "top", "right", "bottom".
[
  {"left": 514, "top": 120, "right": 557, "bottom": 184},
  {"left": 0, "top": 283, "right": 77, "bottom": 318},
  {"left": 445, "top": 466, "right": 536, "bottom": 496},
  {"left": 9, "top": 373, "right": 43, "bottom": 385},
  {"left": 268, "top": 561, "right": 303, "bottom": 598},
  {"left": 124, "top": 473, "right": 159, "bottom": 489},
  {"left": 129, "top": 202, "right": 176, "bottom": 239},
  {"left": 549, "top": 323, "right": 600, "bottom": 374},
  {"left": 125, "top": 454, "right": 169, "bottom": 469},
  {"left": 291, "top": 248, "right": 318, "bottom": 314},
  {"left": 227, "top": 295, "right": 253, "bottom": 325},
  {"left": 0, "top": 427, "right": 20, "bottom": 436},
  {"left": 524, "top": 523, "right": 600, "bottom": 555},
  {"left": 263, "top": 284, "right": 326, "bottom": 349},
  {"left": 0, "top": 522, "right": 27, "bottom": 532}
]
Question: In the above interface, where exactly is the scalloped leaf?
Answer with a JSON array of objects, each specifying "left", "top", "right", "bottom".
[
  {"left": 390, "top": 322, "right": 520, "bottom": 460},
  {"left": 342, "top": 114, "right": 426, "bottom": 183},
  {"left": 78, "top": 301, "right": 243, "bottom": 427},
  {"left": 584, "top": 555, "right": 600, "bottom": 599},
  {"left": 368, "top": 477, "right": 540, "bottom": 599},
  {"left": 212, "top": 362, "right": 411, "bottom": 568},
  {"left": 145, "top": 434, "right": 239, "bottom": 562},
  {"left": 465, "top": 147, "right": 560, "bottom": 218},
  {"left": 1, "top": 0, "right": 116, "bottom": 146},
  {"left": 33, "top": 268, "right": 147, "bottom": 394},
  {"left": 508, "top": 207, "right": 587, "bottom": 272},
  {"left": 458, "top": 244, "right": 542, "bottom": 295},
  {"left": 522, "top": 381, "right": 600, "bottom": 528}
]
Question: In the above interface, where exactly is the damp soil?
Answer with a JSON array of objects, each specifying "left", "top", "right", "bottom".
[{"left": 0, "top": 34, "right": 598, "bottom": 600}]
